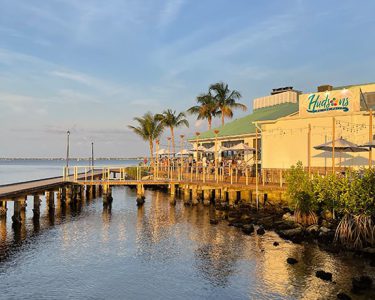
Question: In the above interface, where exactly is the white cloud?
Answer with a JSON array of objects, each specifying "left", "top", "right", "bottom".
[{"left": 158, "top": 0, "right": 186, "bottom": 29}]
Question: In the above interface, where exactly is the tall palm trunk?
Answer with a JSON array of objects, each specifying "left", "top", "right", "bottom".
[
  {"left": 208, "top": 117, "right": 212, "bottom": 130},
  {"left": 170, "top": 126, "right": 175, "bottom": 155},
  {"left": 221, "top": 113, "right": 225, "bottom": 126},
  {"left": 149, "top": 138, "right": 154, "bottom": 164}
]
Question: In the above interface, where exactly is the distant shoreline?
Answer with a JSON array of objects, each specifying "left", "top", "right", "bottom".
[{"left": 0, "top": 158, "right": 143, "bottom": 161}]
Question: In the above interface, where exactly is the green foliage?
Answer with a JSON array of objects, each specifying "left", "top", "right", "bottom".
[
  {"left": 338, "top": 169, "right": 375, "bottom": 215},
  {"left": 156, "top": 109, "right": 189, "bottom": 130},
  {"left": 286, "top": 162, "right": 317, "bottom": 225},
  {"left": 209, "top": 82, "right": 247, "bottom": 125},
  {"left": 125, "top": 167, "right": 150, "bottom": 180},
  {"left": 286, "top": 161, "right": 314, "bottom": 209},
  {"left": 128, "top": 112, "right": 164, "bottom": 142},
  {"left": 312, "top": 174, "right": 349, "bottom": 213},
  {"left": 187, "top": 93, "right": 219, "bottom": 129}
]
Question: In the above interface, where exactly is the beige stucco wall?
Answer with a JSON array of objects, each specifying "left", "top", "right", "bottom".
[{"left": 261, "top": 112, "right": 373, "bottom": 169}]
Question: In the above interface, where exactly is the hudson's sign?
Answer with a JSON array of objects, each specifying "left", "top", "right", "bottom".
[
  {"left": 299, "top": 88, "right": 360, "bottom": 117},
  {"left": 307, "top": 93, "right": 349, "bottom": 113}
]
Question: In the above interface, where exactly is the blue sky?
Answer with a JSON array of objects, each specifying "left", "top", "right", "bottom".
[{"left": 0, "top": 0, "right": 374, "bottom": 158}]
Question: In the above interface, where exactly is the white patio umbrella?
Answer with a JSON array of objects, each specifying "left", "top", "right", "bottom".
[
  {"left": 205, "top": 145, "right": 228, "bottom": 153},
  {"left": 226, "top": 143, "right": 256, "bottom": 152},
  {"left": 314, "top": 137, "right": 369, "bottom": 153},
  {"left": 190, "top": 145, "right": 207, "bottom": 152},
  {"left": 314, "top": 137, "right": 369, "bottom": 169},
  {"left": 176, "top": 149, "right": 190, "bottom": 156},
  {"left": 313, "top": 151, "right": 353, "bottom": 159},
  {"left": 358, "top": 140, "right": 375, "bottom": 148},
  {"left": 154, "top": 148, "right": 168, "bottom": 155}
]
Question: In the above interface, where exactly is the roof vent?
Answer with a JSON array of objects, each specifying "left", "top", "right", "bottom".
[
  {"left": 317, "top": 85, "right": 333, "bottom": 92},
  {"left": 271, "top": 87, "right": 294, "bottom": 95}
]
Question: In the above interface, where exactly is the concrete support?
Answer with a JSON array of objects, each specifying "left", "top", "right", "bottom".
[
  {"left": 19, "top": 197, "right": 27, "bottom": 211},
  {"left": 136, "top": 184, "right": 145, "bottom": 206},
  {"left": 170, "top": 184, "right": 176, "bottom": 196},
  {"left": 0, "top": 200, "right": 7, "bottom": 217},
  {"left": 33, "top": 195, "right": 41, "bottom": 218},
  {"left": 203, "top": 189, "right": 211, "bottom": 206},
  {"left": 66, "top": 186, "right": 72, "bottom": 203},
  {"left": 228, "top": 190, "right": 237, "bottom": 206},
  {"left": 12, "top": 199, "right": 22, "bottom": 226},
  {"left": 240, "top": 190, "right": 251, "bottom": 203},
  {"left": 92, "top": 185, "right": 96, "bottom": 198},
  {"left": 45, "top": 191, "right": 55, "bottom": 209},
  {"left": 191, "top": 188, "right": 198, "bottom": 205},
  {"left": 183, "top": 185, "right": 190, "bottom": 198},
  {"left": 60, "top": 187, "right": 66, "bottom": 202},
  {"left": 85, "top": 185, "right": 92, "bottom": 200},
  {"left": 102, "top": 184, "right": 113, "bottom": 206}
]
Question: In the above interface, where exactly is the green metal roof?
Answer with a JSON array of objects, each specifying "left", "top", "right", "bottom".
[{"left": 191, "top": 102, "right": 299, "bottom": 140}]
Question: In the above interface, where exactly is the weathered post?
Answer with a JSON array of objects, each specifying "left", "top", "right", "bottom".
[
  {"left": 0, "top": 200, "right": 7, "bottom": 217},
  {"left": 203, "top": 189, "right": 210, "bottom": 206},
  {"left": 45, "top": 191, "right": 55, "bottom": 210},
  {"left": 12, "top": 199, "right": 22, "bottom": 226},
  {"left": 33, "top": 195, "right": 41, "bottom": 218},
  {"left": 169, "top": 184, "right": 176, "bottom": 205},
  {"left": 191, "top": 187, "right": 198, "bottom": 205},
  {"left": 102, "top": 184, "right": 113, "bottom": 207},
  {"left": 240, "top": 190, "right": 251, "bottom": 203},
  {"left": 228, "top": 190, "right": 237, "bottom": 207},
  {"left": 136, "top": 183, "right": 145, "bottom": 206}
]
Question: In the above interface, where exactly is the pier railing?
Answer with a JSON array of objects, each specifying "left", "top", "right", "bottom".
[{"left": 63, "top": 165, "right": 288, "bottom": 187}]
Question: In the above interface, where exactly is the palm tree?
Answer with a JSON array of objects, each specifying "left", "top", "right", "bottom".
[
  {"left": 187, "top": 93, "right": 219, "bottom": 130},
  {"left": 156, "top": 109, "right": 189, "bottom": 154},
  {"left": 128, "top": 112, "right": 164, "bottom": 164},
  {"left": 209, "top": 82, "right": 247, "bottom": 126}
]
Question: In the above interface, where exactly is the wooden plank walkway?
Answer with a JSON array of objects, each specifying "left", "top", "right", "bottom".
[{"left": 0, "top": 171, "right": 103, "bottom": 200}]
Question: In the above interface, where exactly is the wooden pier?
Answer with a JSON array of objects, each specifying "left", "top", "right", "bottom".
[{"left": 0, "top": 165, "right": 287, "bottom": 226}]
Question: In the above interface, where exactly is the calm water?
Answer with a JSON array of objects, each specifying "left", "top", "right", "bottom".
[{"left": 0, "top": 161, "right": 374, "bottom": 299}]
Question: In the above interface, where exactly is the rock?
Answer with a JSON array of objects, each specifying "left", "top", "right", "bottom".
[
  {"left": 278, "top": 227, "right": 304, "bottom": 243},
  {"left": 273, "top": 241, "right": 279, "bottom": 246},
  {"left": 316, "top": 270, "right": 332, "bottom": 281},
  {"left": 337, "top": 292, "right": 351, "bottom": 300},
  {"left": 282, "top": 212, "right": 294, "bottom": 222},
  {"left": 240, "top": 215, "right": 252, "bottom": 225},
  {"left": 257, "top": 216, "right": 274, "bottom": 229},
  {"left": 306, "top": 224, "right": 320, "bottom": 234},
  {"left": 274, "top": 220, "right": 298, "bottom": 231},
  {"left": 362, "top": 247, "right": 375, "bottom": 255},
  {"left": 351, "top": 275, "right": 373, "bottom": 293},
  {"left": 233, "top": 223, "right": 243, "bottom": 228},
  {"left": 318, "top": 231, "right": 335, "bottom": 244},
  {"left": 286, "top": 258, "right": 298, "bottom": 265},
  {"left": 242, "top": 224, "right": 254, "bottom": 235},
  {"left": 257, "top": 225, "right": 265, "bottom": 235},
  {"left": 210, "top": 218, "right": 219, "bottom": 225},
  {"left": 320, "top": 226, "right": 331, "bottom": 234}
]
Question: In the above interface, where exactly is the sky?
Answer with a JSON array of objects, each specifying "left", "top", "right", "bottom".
[{"left": 0, "top": 0, "right": 375, "bottom": 158}]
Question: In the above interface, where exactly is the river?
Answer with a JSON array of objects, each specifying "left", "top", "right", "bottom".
[{"left": 0, "top": 160, "right": 374, "bottom": 299}]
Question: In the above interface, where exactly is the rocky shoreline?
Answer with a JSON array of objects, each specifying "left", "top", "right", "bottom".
[{"left": 210, "top": 201, "right": 375, "bottom": 299}]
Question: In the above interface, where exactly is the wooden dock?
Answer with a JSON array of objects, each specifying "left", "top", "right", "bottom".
[{"left": 0, "top": 165, "right": 287, "bottom": 226}]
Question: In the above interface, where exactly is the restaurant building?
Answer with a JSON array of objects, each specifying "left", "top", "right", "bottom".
[
  {"left": 260, "top": 82, "right": 375, "bottom": 170},
  {"left": 191, "top": 82, "right": 375, "bottom": 171}
]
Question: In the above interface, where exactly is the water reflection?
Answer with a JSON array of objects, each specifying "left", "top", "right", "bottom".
[{"left": 0, "top": 187, "right": 374, "bottom": 299}]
